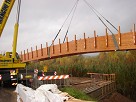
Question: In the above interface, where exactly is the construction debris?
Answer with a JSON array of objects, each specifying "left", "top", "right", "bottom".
[
  {"left": 15, "top": 84, "right": 69, "bottom": 102},
  {"left": 15, "top": 84, "right": 92, "bottom": 102}
]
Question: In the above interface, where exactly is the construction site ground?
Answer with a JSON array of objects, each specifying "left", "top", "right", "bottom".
[
  {"left": 0, "top": 77, "right": 134, "bottom": 102},
  {"left": 0, "top": 86, "right": 17, "bottom": 102}
]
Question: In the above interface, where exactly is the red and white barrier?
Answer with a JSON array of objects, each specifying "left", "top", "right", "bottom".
[{"left": 38, "top": 75, "right": 69, "bottom": 80}]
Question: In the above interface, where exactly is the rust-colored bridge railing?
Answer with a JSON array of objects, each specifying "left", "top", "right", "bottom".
[{"left": 21, "top": 25, "right": 136, "bottom": 62}]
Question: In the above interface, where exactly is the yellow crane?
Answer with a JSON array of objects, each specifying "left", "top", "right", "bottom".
[{"left": 0, "top": 0, "right": 26, "bottom": 85}]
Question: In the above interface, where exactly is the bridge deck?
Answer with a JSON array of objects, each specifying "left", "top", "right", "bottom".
[{"left": 21, "top": 25, "right": 136, "bottom": 62}]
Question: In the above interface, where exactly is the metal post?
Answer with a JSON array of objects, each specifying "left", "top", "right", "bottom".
[{"left": 25, "top": 65, "right": 28, "bottom": 86}]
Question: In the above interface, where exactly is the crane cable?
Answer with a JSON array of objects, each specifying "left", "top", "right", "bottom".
[
  {"left": 16, "top": 0, "right": 21, "bottom": 24},
  {"left": 63, "top": 0, "right": 79, "bottom": 43},
  {"left": 83, "top": 0, "right": 119, "bottom": 50},
  {"left": 83, "top": 0, "right": 118, "bottom": 32},
  {"left": 51, "top": 0, "right": 79, "bottom": 45},
  {"left": 48, "top": 0, "right": 79, "bottom": 58}
]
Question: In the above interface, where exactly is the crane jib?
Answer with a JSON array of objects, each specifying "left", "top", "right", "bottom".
[
  {"left": 5, "top": 0, "right": 11, "bottom": 4},
  {"left": 0, "top": 1, "right": 10, "bottom": 24}
]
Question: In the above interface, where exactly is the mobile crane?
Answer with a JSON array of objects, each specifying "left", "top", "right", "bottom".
[{"left": 0, "top": 0, "right": 26, "bottom": 85}]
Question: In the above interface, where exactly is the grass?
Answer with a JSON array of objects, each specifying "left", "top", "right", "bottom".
[{"left": 60, "top": 87, "right": 97, "bottom": 101}]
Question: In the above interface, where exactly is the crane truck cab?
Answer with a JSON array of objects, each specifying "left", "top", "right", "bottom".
[{"left": 0, "top": 52, "right": 26, "bottom": 86}]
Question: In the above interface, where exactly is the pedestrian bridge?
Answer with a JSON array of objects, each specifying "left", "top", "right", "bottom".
[{"left": 21, "top": 25, "right": 136, "bottom": 62}]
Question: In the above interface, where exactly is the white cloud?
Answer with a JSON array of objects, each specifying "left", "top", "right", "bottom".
[{"left": 0, "top": 0, "right": 136, "bottom": 53}]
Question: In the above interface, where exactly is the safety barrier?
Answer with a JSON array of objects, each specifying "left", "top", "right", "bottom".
[
  {"left": 31, "top": 75, "right": 70, "bottom": 89},
  {"left": 38, "top": 75, "right": 69, "bottom": 80}
]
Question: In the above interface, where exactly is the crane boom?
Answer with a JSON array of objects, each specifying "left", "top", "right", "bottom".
[
  {"left": 0, "top": 0, "right": 26, "bottom": 68},
  {"left": 12, "top": 0, "right": 21, "bottom": 60},
  {"left": 0, "top": 0, "right": 15, "bottom": 37},
  {"left": 0, "top": 0, "right": 26, "bottom": 85}
]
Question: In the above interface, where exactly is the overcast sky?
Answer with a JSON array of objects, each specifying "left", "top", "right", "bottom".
[{"left": 0, "top": 0, "right": 136, "bottom": 54}]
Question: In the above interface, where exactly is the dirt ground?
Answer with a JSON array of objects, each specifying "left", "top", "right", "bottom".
[
  {"left": 100, "top": 92, "right": 134, "bottom": 102},
  {"left": 69, "top": 77, "right": 93, "bottom": 92},
  {"left": 0, "top": 87, "right": 17, "bottom": 102}
]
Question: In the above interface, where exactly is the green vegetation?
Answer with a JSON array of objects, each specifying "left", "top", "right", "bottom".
[
  {"left": 60, "top": 87, "right": 96, "bottom": 101},
  {"left": 27, "top": 50, "right": 136, "bottom": 101}
]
